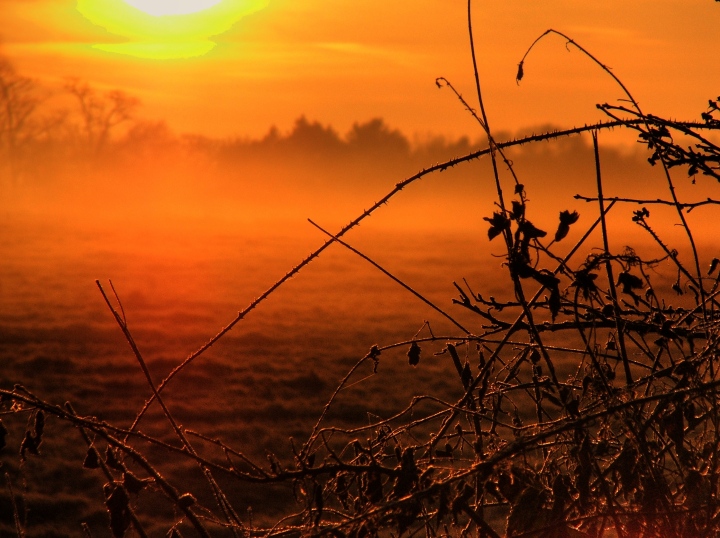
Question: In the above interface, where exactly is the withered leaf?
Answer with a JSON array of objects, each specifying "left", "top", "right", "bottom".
[
  {"left": 177, "top": 493, "right": 197, "bottom": 509},
  {"left": 106, "top": 446, "right": 124, "bottom": 471},
  {"left": 407, "top": 341, "right": 421, "bottom": 366},
  {"left": 34, "top": 410, "right": 45, "bottom": 440},
  {"left": 105, "top": 485, "right": 130, "bottom": 538},
  {"left": 617, "top": 271, "right": 644, "bottom": 294},
  {"left": 571, "top": 269, "right": 598, "bottom": 300},
  {"left": 497, "top": 472, "right": 521, "bottom": 502},
  {"left": 519, "top": 220, "right": 547, "bottom": 240},
  {"left": 483, "top": 212, "right": 510, "bottom": 241},
  {"left": 554, "top": 210, "right": 580, "bottom": 242},
  {"left": 83, "top": 447, "right": 100, "bottom": 469},
  {"left": 516, "top": 61, "right": 525, "bottom": 84},
  {"left": 0, "top": 420, "right": 7, "bottom": 452},
  {"left": 365, "top": 471, "right": 383, "bottom": 504},
  {"left": 20, "top": 431, "right": 39, "bottom": 461},
  {"left": 632, "top": 207, "right": 650, "bottom": 222},
  {"left": 663, "top": 405, "right": 685, "bottom": 448},
  {"left": 123, "top": 471, "right": 151, "bottom": 494},
  {"left": 511, "top": 200, "right": 524, "bottom": 220},
  {"left": 534, "top": 270, "right": 559, "bottom": 290},
  {"left": 461, "top": 362, "right": 472, "bottom": 389},
  {"left": 507, "top": 486, "right": 547, "bottom": 536}
]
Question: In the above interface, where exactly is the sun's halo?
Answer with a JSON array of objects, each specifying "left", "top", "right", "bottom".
[{"left": 77, "top": 0, "right": 268, "bottom": 59}]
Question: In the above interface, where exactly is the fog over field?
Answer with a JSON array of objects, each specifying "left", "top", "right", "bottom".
[{"left": 2, "top": 60, "right": 719, "bottom": 536}]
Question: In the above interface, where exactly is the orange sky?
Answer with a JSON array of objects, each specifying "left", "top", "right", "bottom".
[{"left": 1, "top": 0, "right": 718, "bottom": 140}]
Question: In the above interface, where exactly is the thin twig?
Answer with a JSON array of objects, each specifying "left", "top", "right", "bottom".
[{"left": 307, "top": 218, "right": 471, "bottom": 335}]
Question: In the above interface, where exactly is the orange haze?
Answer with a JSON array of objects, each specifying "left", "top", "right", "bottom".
[{"left": 1, "top": 0, "right": 718, "bottom": 139}]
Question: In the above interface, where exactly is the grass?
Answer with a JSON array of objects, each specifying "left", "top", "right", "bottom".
[{"left": 1, "top": 3, "right": 720, "bottom": 537}]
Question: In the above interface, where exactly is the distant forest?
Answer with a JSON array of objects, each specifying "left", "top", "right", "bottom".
[
  {"left": 0, "top": 53, "right": 486, "bottom": 181},
  {"left": 2, "top": 52, "right": 671, "bottom": 232}
]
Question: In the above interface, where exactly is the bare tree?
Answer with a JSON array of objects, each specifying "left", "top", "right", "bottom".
[
  {"left": 0, "top": 56, "right": 40, "bottom": 178},
  {"left": 65, "top": 78, "right": 140, "bottom": 156}
]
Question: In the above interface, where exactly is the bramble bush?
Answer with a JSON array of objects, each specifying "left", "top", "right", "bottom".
[{"left": 2, "top": 5, "right": 720, "bottom": 538}]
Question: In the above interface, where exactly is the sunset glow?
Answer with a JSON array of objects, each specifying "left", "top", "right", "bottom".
[
  {"left": 1, "top": 3, "right": 719, "bottom": 535},
  {"left": 1, "top": 1, "right": 716, "bottom": 138},
  {"left": 77, "top": 0, "right": 268, "bottom": 58}
]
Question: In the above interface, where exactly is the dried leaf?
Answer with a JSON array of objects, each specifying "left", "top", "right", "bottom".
[
  {"left": 106, "top": 446, "right": 124, "bottom": 471},
  {"left": 407, "top": 341, "right": 421, "bottom": 366},
  {"left": 83, "top": 447, "right": 100, "bottom": 469},
  {"left": 617, "top": 271, "right": 644, "bottom": 299},
  {"left": 507, "top": 486, "right": 547, "bottom": 536},
  {"left": 663, "top": 405, "right": 685, "bottom": 448},
  {"left": 519, "top": 220, "right": 547, "bottom": 240},
  {"left": 20, "top": 431, "right": 39, "bottom": 461},
  {"left": 554, "top": 210, "right": 580, "bottom": 242},
  {"left": 483, "top": 212, "right": 510, "bottom": 241},
  {"left": 105, "top": 485, "right": 130, "bottom": 538},
  {"left": 34, "top": 410, "right": 45, "bottom": 440},
  {"left": 511, "top": 200, "right": 524, "bottom": 220},
  {"left": 364, "top": 471, "right": 383, "bottom": 504},
  {"left": 177, "top": 493, "right": 196, "bottom": 509},
  {"left": 0, "top": 420, "right": 7, "bottom": 452},
  {"left": 123, "top": 471, "right": 151, "bottom": 494},
  {"left": 571, "top": 269, "right": 598, "bottom": 300},
  {"left": 461, "top": 362, "right": 472, "bottom": 389},
  {"left": 516, "top": 61, "right": 524, "bottom": 83}
]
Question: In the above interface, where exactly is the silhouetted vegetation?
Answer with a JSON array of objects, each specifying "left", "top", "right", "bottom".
[{"left": 2, "top": 5, "right": 720, "bottom": 538}]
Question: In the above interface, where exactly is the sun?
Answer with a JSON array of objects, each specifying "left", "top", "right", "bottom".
[
  {"left": 77, "top": 0, "right": 268, "bottom": 59},
  {"left": 122, "top": 0, "right": 225, "bottom": 17}
]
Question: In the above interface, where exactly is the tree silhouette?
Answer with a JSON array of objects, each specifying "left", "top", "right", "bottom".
[
  {"left": 0, "top": 56, "right": 40, "bottom": 179},
  {"left": 65, "top": 78, "right": 140, "bottom": 156}
]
